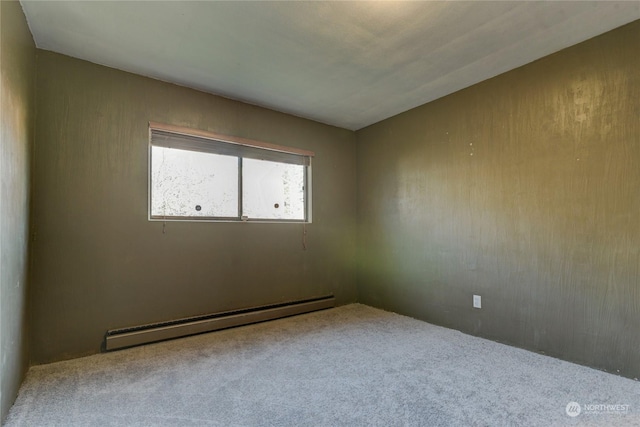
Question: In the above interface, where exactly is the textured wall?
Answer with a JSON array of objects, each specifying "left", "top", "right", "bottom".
[
  {"left": 31, "top": 52, "right": 357, "bottom": 364},
  {"left": 357, "top": 21, "right": 639, "bottom": 379},
  {"left": 0, "top": 0, "right": 36, "bottom": 422}
]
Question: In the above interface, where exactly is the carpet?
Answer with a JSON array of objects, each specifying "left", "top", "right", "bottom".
[{"left": 5, "top": 304, "right": 640, "bottom": 426}]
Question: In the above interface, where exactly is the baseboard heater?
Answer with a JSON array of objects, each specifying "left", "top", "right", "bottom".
[{"left": 105, "top": 295, "right": 335, "bottom": 351}]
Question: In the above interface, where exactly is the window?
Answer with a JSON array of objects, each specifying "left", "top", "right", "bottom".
[{"left": 149, "top": 123, "right": 313, "bottom": 222}]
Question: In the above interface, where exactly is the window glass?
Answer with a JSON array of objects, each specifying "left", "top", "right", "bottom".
[
  {"left": 151, "top": 146, "right": 238, "bottom": 218},
  {"left": 243, "top": 158, "right": 305, "bottom": 220}
]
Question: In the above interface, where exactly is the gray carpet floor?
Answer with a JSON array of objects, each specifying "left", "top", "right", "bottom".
[{"left": 5, "top": 304, "right": 640, "bottom": 426}]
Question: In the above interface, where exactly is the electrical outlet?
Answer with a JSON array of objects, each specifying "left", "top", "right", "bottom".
[{"left": 473, "top": 295, "right": 481, "bottom": 309}]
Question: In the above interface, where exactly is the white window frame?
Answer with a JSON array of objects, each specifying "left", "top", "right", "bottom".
[{"left": 148, "top": 122, "right": 313, "bottom": 223}]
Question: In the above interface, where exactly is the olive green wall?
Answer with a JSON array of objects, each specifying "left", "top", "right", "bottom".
[
  {"left": 31, "top": 51, "right": 357, "bottom": 364},
  {"left": 0, "top": 0, "right": 36, "bottom": 421},
  {"left": 357, "top": 21, "right": 639, "bottom": 379}
]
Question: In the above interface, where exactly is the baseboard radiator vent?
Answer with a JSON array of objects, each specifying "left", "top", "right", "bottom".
[{"left": 105, "top": 295, "right": 335, "bottom": 351}]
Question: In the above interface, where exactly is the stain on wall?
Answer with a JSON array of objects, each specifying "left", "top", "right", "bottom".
[
  {"left": 0, "top": 0, "right": 36, "bottom": 421},
  {"left": 31, "top": 52, "right": 357, "bottom": 364},
  {"left": 357, "top": 21, "right": 639, "bottom": 379}
]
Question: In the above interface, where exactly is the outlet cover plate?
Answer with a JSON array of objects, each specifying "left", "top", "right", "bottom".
[{"left": 473, "top": 295, "right": 481, "bottom": 309}]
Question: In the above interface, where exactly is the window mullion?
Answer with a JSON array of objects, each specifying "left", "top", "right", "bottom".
[{"left": 238, "top": 156, "right": 243, "bottom": 220}]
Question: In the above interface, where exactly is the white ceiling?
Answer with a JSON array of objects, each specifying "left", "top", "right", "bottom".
[{"left": 20, "top": 1, "right": 640, "bottom": 131}]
